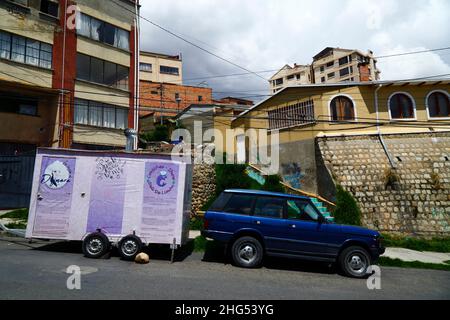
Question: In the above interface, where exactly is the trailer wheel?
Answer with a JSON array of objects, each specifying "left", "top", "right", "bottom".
[
  {"left": 118, "top": 235, "right": 143, "bottom": 261},
  {"left": 82, "top": 232, "right": 110, "bottom": 259}
]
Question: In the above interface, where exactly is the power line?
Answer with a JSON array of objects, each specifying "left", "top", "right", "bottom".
[
  {"left": 375, "top": 46, "right": 450, "bottom": 59},
  {"left": 109, "top": 0, "right": 267, "bottom": 82}
]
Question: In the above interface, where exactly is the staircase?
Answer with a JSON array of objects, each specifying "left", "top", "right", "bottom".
[
  {"left": 246, "top": 164, "right": 335, "bottom": 222},
  {"left": 310, "top": 197, "right": 334, "bottom": 222}
]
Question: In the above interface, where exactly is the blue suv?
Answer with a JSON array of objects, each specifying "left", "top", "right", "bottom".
[{"left": 202, "top": 189, "right": 385, "bottom": 278}]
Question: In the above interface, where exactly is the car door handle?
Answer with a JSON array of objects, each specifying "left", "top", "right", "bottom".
[
  {"left": 290, "top": 224, "right": 296, "bottom": 228},
  {"left": 254, "top": 220, "right": 261, "bottom": 225},
  {"left": 37, "top": 194, "right": 43, "bottom": 201}
]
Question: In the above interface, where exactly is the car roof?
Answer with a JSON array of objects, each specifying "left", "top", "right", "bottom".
[{"left": 224, "top": 189, "right": 310, "bottom": 200}]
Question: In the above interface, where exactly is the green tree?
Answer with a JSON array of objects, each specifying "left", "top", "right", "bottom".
[{"left": 333, "top": 185, "right": 362, "bottom": 226}]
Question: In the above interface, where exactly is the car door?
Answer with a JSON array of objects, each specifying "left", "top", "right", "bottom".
[
  {"left": 283, "top": 199, "right": 336, "bottom": 259},
  {"left": 251, "top": 196, "right": 289, "bottom": 253}
]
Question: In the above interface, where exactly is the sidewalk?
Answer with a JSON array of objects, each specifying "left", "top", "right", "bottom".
[{"left": 384, "top": 247, "right": 450, "bottom": 264}]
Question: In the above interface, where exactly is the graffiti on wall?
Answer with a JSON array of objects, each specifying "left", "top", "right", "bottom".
[{"left": 281, "top": 163, "right": 305, "bottom": 189}]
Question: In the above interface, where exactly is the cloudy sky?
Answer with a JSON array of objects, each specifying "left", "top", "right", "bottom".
[{"left": 140, "top": 0, "right": 450, "bottom": 101}]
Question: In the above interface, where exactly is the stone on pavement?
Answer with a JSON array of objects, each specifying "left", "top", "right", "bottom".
[{"left": 135, "top": 252, "right": 150, "bottom": 264}]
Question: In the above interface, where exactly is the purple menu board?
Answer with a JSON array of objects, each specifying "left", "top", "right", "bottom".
[{"left": 33, "top": 157, "right": 76, "bottom": 237}]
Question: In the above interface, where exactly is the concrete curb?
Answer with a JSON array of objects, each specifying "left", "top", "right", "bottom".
[{"left": 384, "top": 247, "right": 450, "bottom": 264}]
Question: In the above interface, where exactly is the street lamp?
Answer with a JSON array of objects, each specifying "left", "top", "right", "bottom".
[
  {"left": 175, "top": 97, "right": 182, "bottom": 127},
  {"left": 176, "top": 97, "right": 182, "bottom": 113}
]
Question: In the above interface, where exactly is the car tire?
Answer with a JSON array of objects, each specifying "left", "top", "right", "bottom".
[
  {"left": 118, "top": 235, "right": 143, "bottom": 261},
  {"left": 82, "top": 232, "right": 110, "bottom": 259},
  {"left": 338, "top": 245, "right": 372, "bottom": 278},
  {"left": 231, "top": 236, "right": 263, "bottom": 268}
]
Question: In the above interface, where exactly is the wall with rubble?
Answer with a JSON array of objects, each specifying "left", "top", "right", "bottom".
[{"left": 317, "top": 132, "right": 450, "bottom": 237}]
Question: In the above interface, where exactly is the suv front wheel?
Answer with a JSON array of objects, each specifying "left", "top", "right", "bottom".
[
  {"left": 339, "top": 245, "right": 372, "bottom": 278},
  {"left": 231, "top": 236, "right": 263, "bottom": 268}
]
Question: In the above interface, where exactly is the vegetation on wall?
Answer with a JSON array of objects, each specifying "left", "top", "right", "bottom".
[
  {"left": 200, "top": 161, "right": 286, "bottom": 212},
  {"left": 384, "top": 168, "right": 401, "bottom": 191},
  {"left": 140, "top": 124, "right": 171, "bottom": 143},
  {"left": 332, "top": 185, "right": 362, "bottom": 226}
]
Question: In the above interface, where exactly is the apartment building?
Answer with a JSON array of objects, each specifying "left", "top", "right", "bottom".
[
  {"left": 269, "top": 47, "right": 381, "bottom": 92},
  {"left": 140, "top": 50, "right": 182, "bottom": 83},
  {"left": 139, "top": 50, "right": 213, "bottom": 131},
  {"left": 0, "top": 0, "right": 140, "bottom": 153},
  {"left": 269, "top": 64, "right": 311, "bottom": 94},
  {"left": 312, "top": 47, "right": 380, "bottom": 84}
]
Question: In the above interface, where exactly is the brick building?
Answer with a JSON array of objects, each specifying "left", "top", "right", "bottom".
[{"left": 138, "top": 50, "right": 213, "bottom": 132}]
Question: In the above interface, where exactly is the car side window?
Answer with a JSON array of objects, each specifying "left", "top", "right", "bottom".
[
  {"left": 208, "top": 192, "right": 232, "bottom": 211},
  {"left": 286, "top": 199, "right": 319, "bottom": 222},
  {"left": 222, "top": 194, "right": 254, "bottom": 215},
  {"left": 253, "top": 196, "right": 285, "bottom": 219}
]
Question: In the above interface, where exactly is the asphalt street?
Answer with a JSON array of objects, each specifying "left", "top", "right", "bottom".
[{"left": 0, "top": 236, "right": 449, "bottom": 300}]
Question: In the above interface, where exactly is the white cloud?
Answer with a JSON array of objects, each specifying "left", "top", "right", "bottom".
[{"left": 139, "top": 0, "right": 450, "bottom": 100}]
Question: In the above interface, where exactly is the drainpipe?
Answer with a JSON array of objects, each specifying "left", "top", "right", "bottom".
[
  {"left": 374, "top": 84, "right": 396, "bottom": 168},
  {"left": 133, "top": 1, "right": 140, "bottom": 150},
  {"left": 58, "top": 0, "right": 69, "bottom": 148}
]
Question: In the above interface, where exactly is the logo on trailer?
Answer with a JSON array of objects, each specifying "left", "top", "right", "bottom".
[
  {"left": 41, "top": 160, "right": 71, "bottom": 189},
  {"left": 147, "top": 165, "right": 176, "bottom": 195}
]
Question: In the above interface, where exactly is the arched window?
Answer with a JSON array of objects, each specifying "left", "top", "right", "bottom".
[
  {"left": 330, "top": 96, "right": 355, "bottom": 121},
  {"left": 427, "top": 91, "right": 450, "bottom": 118},
  {"left": 389, "top": 93, "right": 415, "bottom": 119}
]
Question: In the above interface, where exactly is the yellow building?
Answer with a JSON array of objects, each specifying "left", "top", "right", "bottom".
[
  {"left": 139, "top": 51, "right": 182, "bottom": 84},
  {"left": 231, "top": 79, "right": 450, "bottom": 193}
]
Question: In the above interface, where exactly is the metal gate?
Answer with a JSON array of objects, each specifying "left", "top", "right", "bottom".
[{"left": 0, "top": 155, "right": 35, "bottom": 209}]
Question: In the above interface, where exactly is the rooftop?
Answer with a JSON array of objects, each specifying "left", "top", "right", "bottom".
[
  {"left": 233, "top": 78, "right": 450, "bottom": 121},
  {"left": 140, "top": 51, "right": 182, "bottom": 61}
]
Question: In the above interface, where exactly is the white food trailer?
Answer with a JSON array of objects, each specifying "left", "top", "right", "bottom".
[{"left": 25, "top": 148, "right": 192, "bottom": 260}]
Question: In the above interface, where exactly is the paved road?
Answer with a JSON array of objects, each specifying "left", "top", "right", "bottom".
[{"left": 0, "top": 236, "right": 449, "bottom": 300}]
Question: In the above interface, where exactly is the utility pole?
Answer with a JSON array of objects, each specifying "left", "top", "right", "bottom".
[{"left": 160, "top": 84, "right": 164, "bottom": 125}]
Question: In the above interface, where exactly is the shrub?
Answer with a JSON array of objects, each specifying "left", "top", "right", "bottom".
[
  {"left": 215, "top": 163, "right": 253, "bottom": 196},
  {"left": 1, "top": 208, "right": 28, "bottom": 220},
  {"left": 140, "top": 125, "right": 170, "bottom": 142},
  {"left": 261, "top": 175, "right": 285, "bottom": 193},
  {"left": 333, "top": 185, "right": 362, "bottom": 226}
]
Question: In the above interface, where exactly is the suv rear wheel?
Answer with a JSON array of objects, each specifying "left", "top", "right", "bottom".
[
  {"left": 339, "top": 245, "right": 372, "bottom": 278},
  {"left": 231, "top": 236, "right": 263, "bottom": 268}
]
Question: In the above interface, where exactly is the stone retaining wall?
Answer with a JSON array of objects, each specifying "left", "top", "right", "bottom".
[
  {"left": 317, "top": 132, "right": 450, "bottom": 237},
  {"left": 191, "top": 164, "right": 216, "bottom": 216}
]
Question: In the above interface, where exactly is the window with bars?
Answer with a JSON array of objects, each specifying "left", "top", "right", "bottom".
[
  {"left": 76, "top": 53, "right": 129, "bottom": 90},
  {"left": 0, "top": 31, "right": 52, "bottom": 69},
  {"left": 74, "top": 99, "right": 128, "bottom": 130},
  {"left": 268, "top": 99, "right": 315, "bottom": 130}
]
